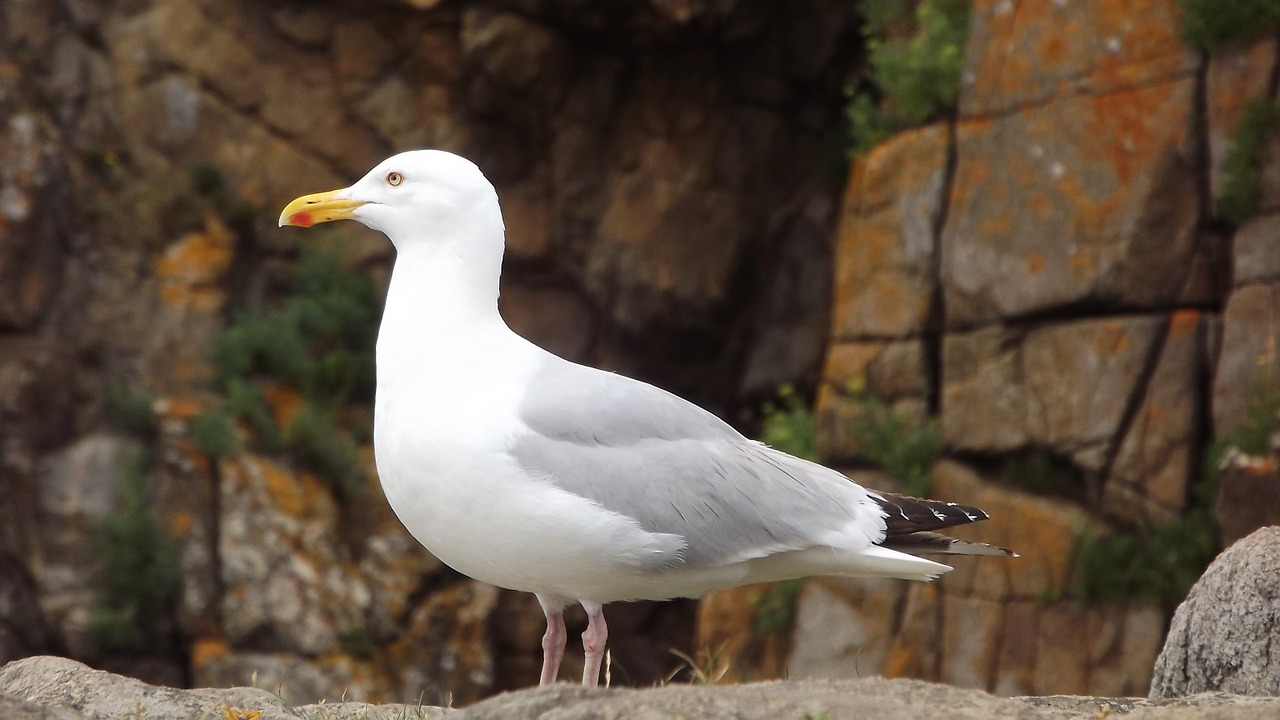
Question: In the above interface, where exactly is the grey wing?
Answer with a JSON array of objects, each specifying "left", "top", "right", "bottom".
[{"left": 511, "top": 357, "right": 885, "bottom": 568}]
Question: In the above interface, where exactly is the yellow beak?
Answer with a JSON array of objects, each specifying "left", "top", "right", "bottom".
[{"left": 278, "top": 189, "right": 367, "bottom": 228}]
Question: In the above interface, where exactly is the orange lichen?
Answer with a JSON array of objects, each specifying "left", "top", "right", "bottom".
[
  {"left": 1026, "top": 252, "right": 1046, "bottom": 275},
  {"left": 190, "top": 637, "right": 231, "bottom": 668},
  {"left": 261, "top": 459, "right": 308, "bottom": 517},
  {"left": 882, "top": 645, "right": 919, "bottom": 678},
  {"left": 1169, "top": 308, "right": 1200, "bottom": 339},
  {"left": 1094, "top": 323, "right": 1130, "bottom": 357},
  {"left": 168, "top": 510, "right": 195, "bottom": 537},
  {"left": 154, "top": 212, "right": 235, "bottom": 311},
  {"left": 260, "top": 383, "right": 303, "bottom": 433}
]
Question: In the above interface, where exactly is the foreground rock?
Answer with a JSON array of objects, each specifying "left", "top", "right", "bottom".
[
  {"left": 1151, "top": 526, "right": 1280, "bottom": 698},
  {"left": 3, "top": 656, "right": 1280, "bottom": 720}
]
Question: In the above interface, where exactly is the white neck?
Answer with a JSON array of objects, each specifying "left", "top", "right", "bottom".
[{"left": 376, "top": 222, "right": 509, "bottom": 383}]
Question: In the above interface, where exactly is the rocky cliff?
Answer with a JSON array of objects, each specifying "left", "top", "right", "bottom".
[
  {"left": 696, "top": 0, "right": 1280, "bottom": 699},
  {"left": 3, "top": 0, "right": 1280, "bottom": 708}
]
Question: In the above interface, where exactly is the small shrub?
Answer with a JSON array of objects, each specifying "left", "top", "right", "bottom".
[
  {"left": 225, "top": 378, "right": 281, "bottom": 449},
  {"left": 998, "top": 447, "right": 1084, "bottom": 499},
  {"left": 847, "top": 0, "right": 971, "bottom": 156},
  {"left": 339, "top": 628, "right": 377, "bottom": 660},
  {"left": 189, "top": 409, "right": 240, "bottom": 459},
  {"left": 760, "top": 384, "right": 819, "bottom": 462},
  {"left": 1177, "top": 0, "right": 1280, "bottom": 50},
  {"left": 753, "top": 578, "right": 804, "bottom": 639},
  {"left": 210, "top": 247, "right": 378, "bottom": 493},
  {"left": 285, "top": 402, "right": 363, "bottom": 497},
  {"left": 108, "top": 387, "right": 157, "bottom": 437},
  {"left": 849, "top": 391, "right": 942, "bottom": 497},
  {"left": 1217, "top": 98, "right": 1280, "bottom": 226},
  {"left": 190, "top": 163, "right": 224, "bottom": 197},
  {"left": 1066, "top": 510, "right": 1218, "bottom": 610},
  {"left": 91, "top": 451, "right": 179, "bottom": 652},
  {"left": 1063, "top": 387, "right": 1280, "bottom": 608}
]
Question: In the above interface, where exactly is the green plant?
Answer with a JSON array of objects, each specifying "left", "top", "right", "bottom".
[
  {"left": 1177, "top": 0, "right": 1280, "bottom": 50},
  {"left": 1217, "top": 98, "right": 1280, "bottom": 226},
  {"left": 761, "top": 384, "right": 819, "bottom": 461},
  {"left": 190, "top": 409, "right": 241, "bottom": 459},
  {"left": 108, "top": 387, "right": 157, "bottom": 437},
  {"left": 1066, "top": 509, "right": 1218, "bottom": 610},
  {"left": 1062, "top": 388, "right": 1280, "bottom": 609},
  {"left": 285, "top": 401, "right": 363, "bottom": 498},
  {"left": 89, "top": 451, "right": 179, "bottom": 652},
  {"left": 849, "top": 391, "right": 942, "bottom": 497},
  {"left": 847, "top": 0, "right": 971, "bottom": 156},
  {"left": 339, "top": 628, "right": 377, "bottom": 660},
  {"left": 211, "top": 246, "right": 378, "bottom": 492},
  {"left": 753, "top": 578, "right": 804, "bottom": 639},
  {"left": 998, "top": 447, "right": 1083, "bottom": 498}
]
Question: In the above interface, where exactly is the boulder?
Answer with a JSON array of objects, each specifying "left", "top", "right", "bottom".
[{"left": 1151, "top": 526, "right": 1280, "bottom": 698}]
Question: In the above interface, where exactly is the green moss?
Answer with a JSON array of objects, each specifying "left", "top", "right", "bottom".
[
  {"left": 760, "top": 384, "right": 819, "bottom": 462},
  {"left": 1177, "top": 0, "right": 1280, "bottom": 50},
  {"left": 91, "top": 451, "right": 179, "bottom": 652},
  {"left": 1217, "top": 98, "right": 1280, "bottom": 226},
  {"left": 847, "top": 0, "right": 971, "bottom": 156}
]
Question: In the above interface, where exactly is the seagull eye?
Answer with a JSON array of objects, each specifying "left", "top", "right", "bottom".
[{"left": 386, "top": 171, "right": 403, "bottom": 187}]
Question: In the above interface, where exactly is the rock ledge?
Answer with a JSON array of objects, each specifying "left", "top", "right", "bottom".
[{"left": 3, "top": 656, "right": 1280, "bottom": 720}]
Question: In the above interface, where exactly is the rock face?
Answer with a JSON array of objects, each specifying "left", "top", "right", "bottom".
[
  {"left": 714, "top": 0, "right": 1280, "bottom": 700},
  {"left": 1150, "top": 527, "right": 1280, "bottom": 699},
  {"left": 5, "top": 656, "right": 1280, "bottom": 720},
  {"left": 5, "top": 0, "right": 1280, "bottom": 707},
  {"left": 0, "top": 0, "right": 853, "bottom": 703}
]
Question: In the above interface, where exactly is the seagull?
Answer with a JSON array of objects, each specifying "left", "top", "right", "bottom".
[{"left": 279, "top": 150, "right": 1015, "bottom": 688}]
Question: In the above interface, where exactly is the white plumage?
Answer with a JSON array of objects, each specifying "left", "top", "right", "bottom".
[{"left": 279, "top": 149, "right": 1013, "bottom": 687}]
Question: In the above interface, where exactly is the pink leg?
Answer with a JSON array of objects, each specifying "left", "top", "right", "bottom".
[
  {"left": 536, "top": 595, "right": 567, "bottom": 686},
  {"left": 580, "top": 601, "right": 608, "bottom": 687}
]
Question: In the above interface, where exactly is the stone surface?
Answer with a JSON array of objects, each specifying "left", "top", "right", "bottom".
[
  {"left": 816, "top": 338, "right": 929, "bottom": 462},
  {"left": 0, "top": 112, "right": 65, "bottom": 330},
  {"left": 1107, "top": 310, "right": 1206, "bottom": 522},
  {"left": 6, "top": 655, "right": 1280, "bottom": 719},
  {"left": 831, "top": 124, "right": 948, "bottom": 340},
  {"left": 1232, "top": 212, "right": 1280, "bottom": 288},
  {"left": 1213, "top": 284, "right": 1280, "bottom": 435},
  {"left": 1214, "top": 451, "right": 1280, "bottom": 548},
  {"left": 960, "top": 0, "right": 1197, "bottom": 118},
  {"left": 1151, "top": 526, "right": 1280, "bottom": 698},
  {"left": 942, "top": 81, "right": 1205, "bottom": 325}
]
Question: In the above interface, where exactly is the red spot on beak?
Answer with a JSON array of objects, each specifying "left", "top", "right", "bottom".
[{"left": 290, "top": 212, "right": 314, "bottom": 227}]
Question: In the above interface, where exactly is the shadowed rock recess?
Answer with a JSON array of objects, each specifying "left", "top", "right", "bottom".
[{"left": 4, "top": 656, "right": 1280, "bottom": 720}]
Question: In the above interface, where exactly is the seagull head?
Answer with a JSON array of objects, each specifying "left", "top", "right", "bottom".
[{"left": 278, "top": 149, "right": 502, "bottom": 250}]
